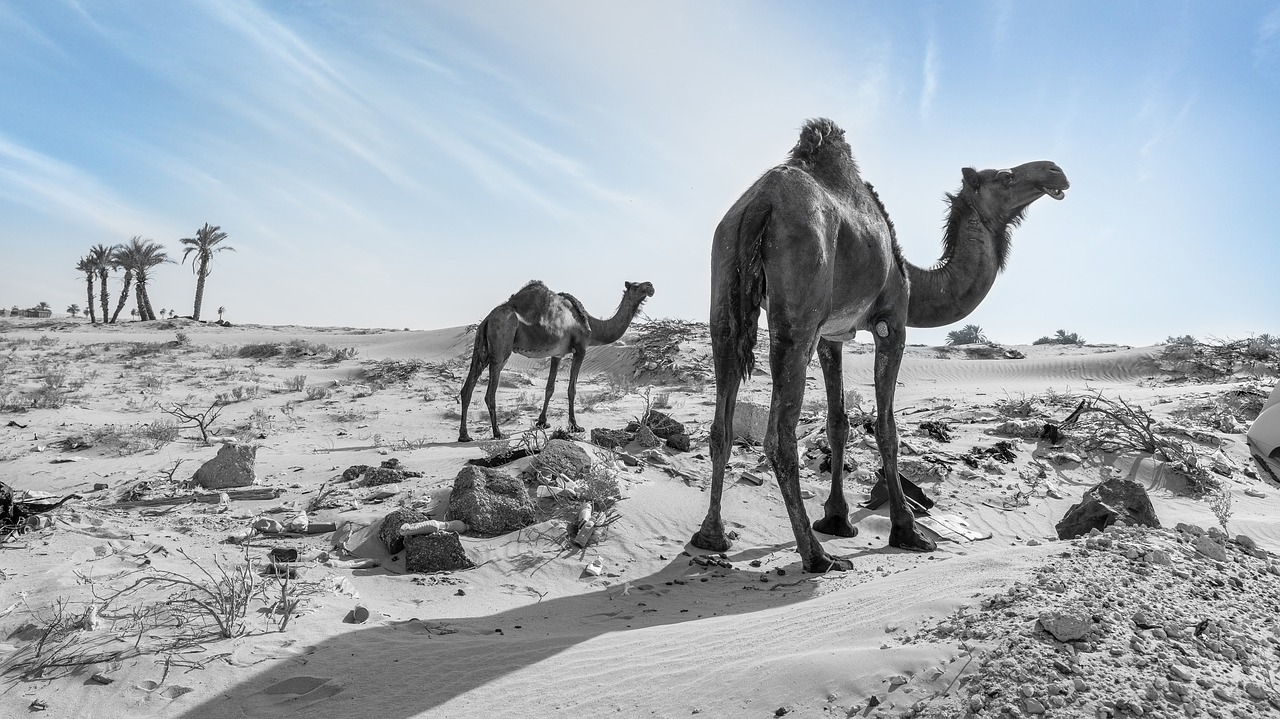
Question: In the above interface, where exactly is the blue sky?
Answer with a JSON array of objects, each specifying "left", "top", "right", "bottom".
[{"left": 1, "top": 1, "right": 1277, "bottom": 345}]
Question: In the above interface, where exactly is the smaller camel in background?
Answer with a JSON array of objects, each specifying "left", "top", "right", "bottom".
[{"left": 458, "top": 280, "right": 655, "bottom": 442}]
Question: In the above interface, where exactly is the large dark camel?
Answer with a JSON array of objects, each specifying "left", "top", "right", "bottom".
[
  {"left": 458, "top": 280, "right": 655, "bottom": 442},
  {"left": 692, "top": 119, "right": 1068, "bottom": 572}
]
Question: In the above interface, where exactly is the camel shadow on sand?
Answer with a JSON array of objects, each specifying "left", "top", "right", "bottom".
[{"left": 170, "top": 537, "right": 892, "bottom": 719}]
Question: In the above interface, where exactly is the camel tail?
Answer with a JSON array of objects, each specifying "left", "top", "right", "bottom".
[
  {"left": 721, "top": 204, "right": 770, "bottom": 380},
  {"left": 467, "top": 319, "right": 491, "bottom": 374}
]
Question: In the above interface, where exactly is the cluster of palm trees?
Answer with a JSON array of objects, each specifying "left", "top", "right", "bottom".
[{"left": 75, "top": 224, "right": 234, "bottom": 324}]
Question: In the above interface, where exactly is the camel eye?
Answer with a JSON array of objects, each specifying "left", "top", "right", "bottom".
[{"left": 996, "top": 170, "right": 1013, "bottom": 185}]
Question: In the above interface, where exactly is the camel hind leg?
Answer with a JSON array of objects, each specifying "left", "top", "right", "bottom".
[
  {"left": 812, "top": 338, "right": 857, "bottom": 538},
  {"left": 565, "top": 347, "right": 585, "bottom": 433},
  {"left": 458, "top": 322, "right": 490, "bottom": 442},
  {"left": 536, "top": 357, "right": 560, "bottom": 430},
  {"left": 691, "top": 339, "right": 744, "bottom": 553}
]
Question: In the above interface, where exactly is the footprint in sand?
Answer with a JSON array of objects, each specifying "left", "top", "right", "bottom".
[{"left": 241, "top": 676, "right": 344, "bottom": 717}]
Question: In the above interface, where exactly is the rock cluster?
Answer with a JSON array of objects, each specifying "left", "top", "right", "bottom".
[
  {"left": 909, "top": 523, "right": 1280, "bottom": 719},
  {"left": 342, "top": 458, "right": 424, "bottom": 486}
]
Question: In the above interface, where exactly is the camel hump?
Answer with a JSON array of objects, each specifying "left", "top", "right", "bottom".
[
  {"left": 557, "top": 292, "right": 590, "bottom": 327},
  {"left": 789, "top": 118, "right": 853, "bottom": 168}
]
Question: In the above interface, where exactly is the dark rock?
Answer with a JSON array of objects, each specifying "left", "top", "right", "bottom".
[
  {"left": 643, "top": 410, "right": 685, "bottom": 439},
  {"left": 590, "top": 428, "right": 632, "bottom": 450},
  {"left": 448, "top": 465, "right": 535, "bottom": 536},
  {"left": 377, "top": 508, "right": 429, "bottom": 554},
  {"left": 526, "top": 439, "right": 592, "bottom": 482},
  {"left": 635, "top": 426, "right": 661, "bottom": 448},
  {"left": 192, "top": 444, "right": 258, "bottom": 490},
  {"left": 666, "top": 432, "right": 691, "bottom": 452},
  {"left": 361, "top": 467, "right": 408, "bottom": 486},
  {"left": 1055, "top": 477, "right": 1160, "bottom": 540},
  {"left": 342, "top": 465, "right": 370, "bottom": 482},
  {"left": 404, "top": 532, "right": 474, "bottom": 572}
]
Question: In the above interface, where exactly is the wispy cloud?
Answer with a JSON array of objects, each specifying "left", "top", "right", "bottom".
[
  {"left": 0, "top": 133, "right": 153, "bottom": 235},
  {"left": 920, "top": 20, "right": 940, "bottom": 120},
  {"left": 1255, "top": 4, "right": 1280, "bottom": 65}
]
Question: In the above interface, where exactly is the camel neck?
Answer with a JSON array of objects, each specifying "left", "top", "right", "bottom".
[
  {"left": 587, "top": 296, "right": 640, "bottom": 346},
  {"left": 904, "top": 213, "right": 1004, "bottom": 328}
]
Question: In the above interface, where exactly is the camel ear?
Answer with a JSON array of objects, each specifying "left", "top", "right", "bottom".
[
  {"left": 625, "top": 281, "right": 635, "bottom": 291},
  {"left": 962, "top": 167, "right": 981, "bottom": 189}
]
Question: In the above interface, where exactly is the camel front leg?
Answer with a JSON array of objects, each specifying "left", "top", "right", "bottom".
[
  {"left": 872, "top": 321, "right": 935, "bottom": 552},
  {"left": 812, "top": 338, "right": 857, "bottom": 538},
  {"left": 565, "top": 348, "right": 585, "bottom": 433},
  {"left": 485, "top": 356, "right": 510, "bottom": 440},
  {"left": 766, "top": 331, "right": 852, "bottom": 573},
  {"left": 536, "top": 357, "right": 560, "bottom": 430},
  {"left": 692, "top": 341, "right": 743, "bottom": 552}
]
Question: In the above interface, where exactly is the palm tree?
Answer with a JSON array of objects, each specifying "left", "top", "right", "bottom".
[
  {"left": 67, "top": 303, "right": 80, "bottom": 318},
  {"left": 88, "top": 243, "right": 113, "bottom": 323},
  {"left": 218, "top": 306, "right": 226, "bottom": 322},
  {"left": 180, "top": 223, "right": 234, "bottom": 321},
  {"left": 108, "top": 242, "right": 135, "bottom": 323},
  {"left": 75, "top": 256, "right": 97, "bottom": 324},
  {"left": 112, "top": 237, "right": 170, "bottom": 321},
  {"left": 945, "top": 324, "right": 988, "bottom": 345}
]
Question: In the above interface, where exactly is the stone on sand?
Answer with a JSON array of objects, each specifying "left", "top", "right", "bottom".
[
  {"left": 192, "top": 444, "right": 258, "bottom": 490},
  {"left": 1055, "top": 477, "right": 1160, "bottom": 539},
  {"left": 733, "top": 401, "right": 770, "bottom": 443},
  {"left": 448, "top": 465, "right": 535, "bottom": 536},
  {"left": 377, "top": 508, "right": 429, "bottom": 554},
  {"left": 404, "top": 532, "right": 474, "bottom": 572},
  {"left": 1037, "top": 609, "right": 1094, "bottom": 642},
  {"left": 527, "top": 439, "right": 592, "bottom": 482}
]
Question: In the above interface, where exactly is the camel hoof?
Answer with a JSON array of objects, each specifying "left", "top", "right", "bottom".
[
  {"left": 492, "top": 431, "right": 505, "bottom": 440},
  {"left": 812, "top": 515, "right": 858, "bottom": 538},
  {"left": 458, "top": 434, "right": 473, "bottom": 443},
  {"left": 889, "top": 524, "right": 937, "bottom": 553},
  {"left": 690, "top": 529, "right": 732, "bottom": 553},
  {"left": 568, "top": 424, "right": 584, "bottom": 433},
  {"left": 807, "top": 554, "right": 853, "bottom": 573},
  {"left": 535, "top": 419, "right": 550, "bottom": 430}
]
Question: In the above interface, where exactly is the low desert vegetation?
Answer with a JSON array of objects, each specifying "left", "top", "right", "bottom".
[
  {"left": 945, "top": 324, "right": 988, "bottom": 345},
  {"left": 1032, "top": 329, "right": 1085, "bottom": 345}
]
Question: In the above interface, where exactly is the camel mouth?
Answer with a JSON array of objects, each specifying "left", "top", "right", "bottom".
[{"left": 1041, "top": 186, "right": 1066, "bottom": 201}]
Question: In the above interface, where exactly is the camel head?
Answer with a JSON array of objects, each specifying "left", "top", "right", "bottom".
[
  {"left": 962, "top": 161, "right": 1064, "bottom": 225},
  {"left": 941, "top": 161, "right": 1069, "bottom": 273},
  {"left": 960, "top": 160, "right": 1069, "bottom": 229},
  {"left": 623, "top": 281, "right": 656, "bottom": 306}
]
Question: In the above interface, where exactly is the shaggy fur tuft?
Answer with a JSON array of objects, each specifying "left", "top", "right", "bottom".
[{"left": 940, "top": 190, "right": 1026, "bottom": 273}]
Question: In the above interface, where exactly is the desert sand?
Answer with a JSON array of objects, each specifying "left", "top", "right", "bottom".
[{"left": 0, "top": 317, "right": 1277, "bottom": 719}]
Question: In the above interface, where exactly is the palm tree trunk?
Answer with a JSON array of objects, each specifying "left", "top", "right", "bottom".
[
  {"left": 139, "top": 281, "right": 157, "bottom": 320},
  {"left": 98, "top": 269, "right": 111, "bottom": 322},
  {"left": 84, "top": 274, "right": 97, "bottom": 324},
  {"left": 134, "top": 280, "right": 148, "bottom": 321},
  {"left": 110, "top": 271, "right": 134, "bottom": 323},
  {"left": 192, "top": 259, "right": 208, "bottom": 321}
]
